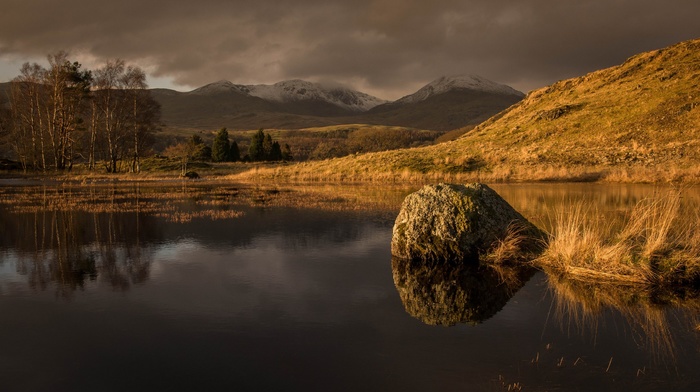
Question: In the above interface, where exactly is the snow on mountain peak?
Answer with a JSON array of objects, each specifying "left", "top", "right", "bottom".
[
  {"left": 246, "top": 79, "right": 387, "bottom": 111},
  {"left": 189, "top": 79, "right": 385, "bottom": 111},
  {"left": 189, "top": 80, "right": 248, "bottom": 95},
  {"left": 396, "top": 75, "right": 524, "bottom": 104},
  {"left": 188, "top": 75, "right": 519, "bottom": 112}
]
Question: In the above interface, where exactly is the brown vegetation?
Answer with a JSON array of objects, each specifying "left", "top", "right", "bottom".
[
  {"left": 536, "top": 191, "right": 700, "bottom": 285},
  {"left": 225, "top": 38, "right": 700, "bottom": 185}
]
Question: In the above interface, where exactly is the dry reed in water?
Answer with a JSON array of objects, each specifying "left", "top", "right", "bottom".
[{"left": 536, "top": 190, "right": 700, "bottom": 284}]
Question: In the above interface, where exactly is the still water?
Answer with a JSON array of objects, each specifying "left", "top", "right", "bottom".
[{"left": 0, "top": 182, "right": 699, "bottom": 391}]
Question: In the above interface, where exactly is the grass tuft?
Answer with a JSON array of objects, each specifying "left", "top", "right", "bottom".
[{"left": 536, "top": 191, "right": 700, "bottom": 284}]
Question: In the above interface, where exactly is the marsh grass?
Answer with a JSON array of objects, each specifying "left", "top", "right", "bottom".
[
  {"left": 483, "top": 223, "right": 537, "bottom": 264},
  {"left": 0, "top": 182, "right": 408, "bottom": 224},
  {"left": 537, "top": 191, "right": 700, "bottom": 284}
]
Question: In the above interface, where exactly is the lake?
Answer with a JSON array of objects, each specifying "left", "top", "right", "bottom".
[{"left": 0, "top": 181, "right": 698, "bottom": 391}]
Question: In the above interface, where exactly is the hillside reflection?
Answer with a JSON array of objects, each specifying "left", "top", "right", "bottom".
[{"left": 391, "top": 257, "right": 535, "bottom": 326}]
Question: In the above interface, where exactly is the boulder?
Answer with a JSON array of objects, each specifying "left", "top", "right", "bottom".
[{"left": 391, "top": 183, "right": 543, "bottom": 262}]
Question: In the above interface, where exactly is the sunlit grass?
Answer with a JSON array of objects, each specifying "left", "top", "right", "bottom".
[{"left": 536, "top": 191, "right": 700, "bottom": 284}]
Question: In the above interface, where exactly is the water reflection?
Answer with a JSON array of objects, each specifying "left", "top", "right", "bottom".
[
  {"left": 391, "top": 257, "right": 535, "bottom": 326},
  {"left": 5, "top": 209, "right": 159, "bottom": 297},
  {"left": 1, "top": 182, "right": 700, "bottom": 391},
  {"left": 546, "top": 272, "right": 700, "bottom": 361},
  {"left": 0, "top": 182, "right": 406, "bottom": 298}
]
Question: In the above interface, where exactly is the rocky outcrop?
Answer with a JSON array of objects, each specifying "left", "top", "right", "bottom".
[{"left": 391, "top": 183, "right": 543, "bottom": 262}]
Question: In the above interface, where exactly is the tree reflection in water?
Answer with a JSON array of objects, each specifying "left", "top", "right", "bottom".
[
  {"left": 9, "top": 208, "right": 159, "bottom": 298},
  {"left": 391, "top": 257, "right": 536, "bottom": 326}
]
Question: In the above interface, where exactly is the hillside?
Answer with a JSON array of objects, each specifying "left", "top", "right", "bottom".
[
  {"left": 234, "top": 38, "right": 700, "bottom": 183},
  {"left": 361, "top": 87, "right": 523, "bottom": 131}
]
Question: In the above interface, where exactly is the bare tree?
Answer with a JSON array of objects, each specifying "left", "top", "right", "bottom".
[
  {"left": 122, "top": 65, "right": 160, "bottom": 173},
  {"left": 163, "top": 141, "right": 195, "bottom": 176},
  {"left": 94, "top": 59, "right": 128, "bottom": 173},
  {"left": 9, "top": 63, "right": 46, "bottom": 170},
  {"left": 6, "top": 53, "right": 158, "bottom": 173},
  {"left": 43, "top": 52, "right": 91, "bottom": 170},
  {"left": 8, "top": 52, "right": 90, "bottom": 171},
  {"left": 0, "top": 91, "right": 11, "bottom": 158},
  {"left": 93, "top": 60, "right": 159, "bottom": 173}
]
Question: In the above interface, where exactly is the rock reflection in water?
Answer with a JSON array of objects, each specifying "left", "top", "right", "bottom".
[{"left": 392, "top": 257, "right": 535, "bottom": 326}]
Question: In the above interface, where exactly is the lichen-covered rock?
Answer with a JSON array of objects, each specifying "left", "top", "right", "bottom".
[{"left": 391, "top": 183, "right": 543, "bottom": 262}]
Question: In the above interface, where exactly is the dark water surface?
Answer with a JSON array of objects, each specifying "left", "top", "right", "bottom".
[{"left": 0, "top": 182, "right": 699, "bottom": 391}]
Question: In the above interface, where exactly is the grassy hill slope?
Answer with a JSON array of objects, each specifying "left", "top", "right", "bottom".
[{"left": 234, "top": 38, "right": 700, "bottom": 183}]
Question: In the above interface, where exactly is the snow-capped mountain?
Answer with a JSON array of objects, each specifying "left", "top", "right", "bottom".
[
  {"left": 152, "top": 74, "right": 524, "bottom": 130},
  {"left": 395, "top": 75, "right": 524, "bottom": 105},
  {"left": 188, "top": 80, "right": 249, "bottom": 95},
  {"left": 190, "top": 79, "right": 387, "bottom": 112}
]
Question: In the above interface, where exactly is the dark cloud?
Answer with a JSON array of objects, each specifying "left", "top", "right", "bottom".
[{"left": 1, "top": 0, "right": 698, "bottom": 99}]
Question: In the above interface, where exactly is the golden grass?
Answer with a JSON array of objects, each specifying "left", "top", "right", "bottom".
[
  {"left": 205, "top": 39, "right": 700, "bottom": 186},
  {"left": 536, "top": 190, "right": 700, "bottom": 284},
  {"left": 0, "top": 182, "right": 409, "bottom": 222},
  {"left": 482, "top": 223, "right": 536, "bottom": 264},
  {"left": 223, "top": 158, "right": 700, "bottom": 185}
]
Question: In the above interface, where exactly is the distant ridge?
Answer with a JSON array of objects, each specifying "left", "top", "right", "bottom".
[
  {"left": 189, "top": 79, "right": 387, "bottom": 112},
  {"left": 150, "top": 75, "right": 524, "bottom": 131},
  {"left": 0, "top": 74, "right": 524, "bottom": 131}
]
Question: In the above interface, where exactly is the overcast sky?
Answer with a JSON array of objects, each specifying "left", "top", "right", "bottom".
[{"left": 0, "top": 0, "right": 698, "bottom": 100}]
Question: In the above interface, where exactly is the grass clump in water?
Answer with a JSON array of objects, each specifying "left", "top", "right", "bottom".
[{"left": 536, "top": 191, "right": 700, "bottom": 285}]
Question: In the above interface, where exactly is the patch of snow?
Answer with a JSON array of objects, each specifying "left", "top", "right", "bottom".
[
  {"left": 247, "top": 80, "right": 387, "bottom": 111},
  {"left": 395, "top": 75, "right": 524, "bottom": 104},
  {"left": 190, "top": 79, "right": 386, "bottom": 111},
  {"left": 189, "top": 80, "right": 249, "bottom": 95}
]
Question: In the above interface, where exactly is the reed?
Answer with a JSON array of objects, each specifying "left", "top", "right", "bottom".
[{"left": 536, "top": 191, "right": 700, "bottom": 284}]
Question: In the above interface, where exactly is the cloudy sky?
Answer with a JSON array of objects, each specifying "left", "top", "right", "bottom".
[{"left": 0, "top": 0, "right": 698, "bottom": 100}]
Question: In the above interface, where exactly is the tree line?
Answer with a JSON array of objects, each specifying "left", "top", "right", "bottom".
[
  {"left": 0, "top": 51, "right": 160, "bottom": 173},
  {"left": 164, "top": 128, "right": 292, "bottom": 176}
]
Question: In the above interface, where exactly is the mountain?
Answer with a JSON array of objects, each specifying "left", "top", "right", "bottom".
[
  {"left": 245, "top": 80, "right": 387, "bottom": 112},
  {"left": 1, "top": 74, "right": 523, "bottom": 132},
  {"left": 393, "top": 74, "right": 524, "bottom": 105},
  {"left": 361, "top": 75, "right": 524, "bottom": 131},
  {"left": 152, "top": 75, "right": 523, "bottom": 131},
  {"left": 242, "top": 38, "right": 700, "bottom": 182},
  {"left": 151, "top": 79, "right": 390, "bottom": 130},
  {"left": 189, "top": 79, "right": 386, "bottom": 112}
]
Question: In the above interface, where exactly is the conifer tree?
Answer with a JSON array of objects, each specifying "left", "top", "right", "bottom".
[
  {"left": 212, "top": 128, "right": 231, "bottom": 162},
  {"left": 262, "top": 133, "right": 273, "bottom": 161},
  {"left": 248, "top": 129, "right": 265, "bottom": 161},
  {"left": 229, "top": 140, "right": 240, "bottom": 162},
  {"left": 269, "top": 141, "right": 282, "bottom": 161},
  {"left": 281, "top": 143, "right": 293, "bottom": 161}
]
